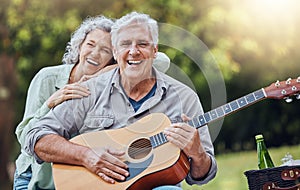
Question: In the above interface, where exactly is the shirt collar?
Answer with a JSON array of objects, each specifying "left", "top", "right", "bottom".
[
  {"left": 55, "top": 64, "right": 75, "bottom": 89},
  {"left": 110, "top": 66, "right": 169, "bottom": 96}
]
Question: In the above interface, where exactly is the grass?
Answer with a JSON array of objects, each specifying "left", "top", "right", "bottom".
[{"left": 182, "top": 144, "right": 300, "bottom": 190}]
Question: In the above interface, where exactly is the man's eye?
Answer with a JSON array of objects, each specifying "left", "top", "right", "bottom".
[
  {"left": 87, "top": 43, "right": 94, "bottom": 46},
  {"left": 138, "top": 42, "right": 149, "bottom": 48}
]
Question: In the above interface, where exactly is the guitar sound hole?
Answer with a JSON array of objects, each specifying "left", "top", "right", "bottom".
[{"left": 128, "top": 138, "right": 152, "bottom": 160}]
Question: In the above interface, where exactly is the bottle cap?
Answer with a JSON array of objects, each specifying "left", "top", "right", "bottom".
[{"left": 255, "top": 134, "right": 264, "bottom": 140}]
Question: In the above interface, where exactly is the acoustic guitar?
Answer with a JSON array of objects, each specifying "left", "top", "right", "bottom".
[{"left": 52, "top": 77, "right": 300, "bottom": 190}]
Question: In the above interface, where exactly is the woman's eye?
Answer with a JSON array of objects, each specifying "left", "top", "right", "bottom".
[
  {"left": 101, "top": 48, "right": 112, "bottom": 54},
  {"left": 87, "top": 43, "right": 94, "bottom": 47}
]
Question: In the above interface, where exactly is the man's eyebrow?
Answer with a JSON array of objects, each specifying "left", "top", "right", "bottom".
[{"left": 120, "top": 40, "right": 131, "bottom": 43}]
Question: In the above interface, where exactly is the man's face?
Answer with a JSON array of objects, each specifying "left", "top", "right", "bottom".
[
  {"left": 113, "top": 24, "right": 158, "bottom": 80},
  {"left": 78, "top": 29, "right": 113, "bottom": 76}
]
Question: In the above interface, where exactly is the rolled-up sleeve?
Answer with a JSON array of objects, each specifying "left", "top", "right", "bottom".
[
  {"left": 185, "top": 151, "right": 217, "bottom": 185},
  {"left": 24, "top": 96, "right": 88, "bottom": 163}
]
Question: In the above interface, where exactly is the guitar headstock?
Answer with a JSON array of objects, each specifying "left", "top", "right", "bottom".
[{"left": 264, "top": 77, "right": 300, "bottom": 102}]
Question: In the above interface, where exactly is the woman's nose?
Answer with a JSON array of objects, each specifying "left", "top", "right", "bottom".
[{"left": 91, "top": 47, "right": 100, "bottom": 58}]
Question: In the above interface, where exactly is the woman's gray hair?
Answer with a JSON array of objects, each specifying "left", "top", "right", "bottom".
[
  {"left": 111, "top": 12, "right": 158, "bottom": 48},
  {"left": 62, "top": 15, "right": 114, "bottom": 64}
]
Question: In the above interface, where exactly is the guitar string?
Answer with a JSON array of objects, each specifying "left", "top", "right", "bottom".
[
  {"left": 127, "top": 136, "right": 168, "bottom": 155},
  {"left": 128, "top": 148, "right": 152, "bottom": 157}
]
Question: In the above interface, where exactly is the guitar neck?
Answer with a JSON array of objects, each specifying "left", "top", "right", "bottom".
[
  {"left": 150, "top": 88, "right": 267, "bottom": 148},
  {"left": 188, "top": 88, "right": 266, "bottom": 128},
  {"left": 188, "top": 88, "right": 267, "bottom": 129}
]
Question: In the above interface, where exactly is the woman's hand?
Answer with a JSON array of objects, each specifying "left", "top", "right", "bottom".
[{"left": 46, "top": 83, "right": 90, "bottom": 108}]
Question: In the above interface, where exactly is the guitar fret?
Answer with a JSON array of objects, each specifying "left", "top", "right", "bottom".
[
  {"left": 246, "top": 93, "right": 255, "bottom": 103},
  {"left": 198, "top": 115, "right": 206, "bottom": 126},
  {"left": 204, "top": 113, "right": 211, "bottom": 123},
  {"left": 194, "top": 117, "right": 201, "bottom": 128},
  {"left": 157, "top": 133, "right": 162, "bottom": 143},
  {"left": 195, "top": 117, "right": 202, "bottom": 127},
  {"left": 153, "top": 135, "right": 159, "bottom": 147},
  {"left": 160, "top": 133, "right": 168, "bottom": 143},
  {"left": 237, "top": 97, "right": 247, "bottom": 107},
  {"left": 158, "top": 133, "right": 166, "bottom": 143},
  {"left": 216, "top": 107, "right": 225, "bottom": 117},
  {"left": 230, "top": 101, "right": 239, "bottom": 111},
  {"left": 150, "top": 132, "right": 169, "bottom": 149},
  {"left": 254, "top": 90, "right": 265, "bottom": 100},
  {"left": 150, "top": 136, "right": 157, "bottom": 147},
  {"left": 188, "top": 120, "right": 194, "bottom": 127},
  {"left": 154, "top": 135, "right": 160, "bottom": 146},
  {"left": 223, "top": 104, "right": 232, "bottom": 114},
  {"left": 210, "top": 110, "right": 218, "bottom": 120}
]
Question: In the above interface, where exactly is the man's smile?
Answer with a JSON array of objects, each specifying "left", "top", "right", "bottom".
[{"left": 127, "top": 60, "right": 143, "bottom": 65}]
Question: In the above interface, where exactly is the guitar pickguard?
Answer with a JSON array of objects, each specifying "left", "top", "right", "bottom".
[{"left": 122, "top": 154, "right": 154, "bottom": 181}]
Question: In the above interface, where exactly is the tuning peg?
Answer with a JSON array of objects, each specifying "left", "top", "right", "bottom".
[
  {"left": 286, "top": 78, "right": 292, "bottom": 85},
  {"left": 284, "top": 97, "right": 293, "bottom": 103},
  {"left": 297, "top": 77, "right": 300, "bottom": 83},
  {"left": 275, "top": 80, "right": 280, "bottom": 87},
  {"left": 281, "top": 89, "right": 287, "bottom": 95},
  {"left": 296, "top": 94, "right": 300, "bottom": 100},
  {"left": 292, "top": 86, "right": 298, "bottom": 91}
]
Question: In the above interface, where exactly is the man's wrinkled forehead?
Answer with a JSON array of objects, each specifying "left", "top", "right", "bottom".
[{"left": 116, "top": 23, "right": 152, "bottom": 44}]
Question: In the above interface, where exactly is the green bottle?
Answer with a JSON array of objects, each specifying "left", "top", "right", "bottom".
[{"left": 255, "top": 134, "right": 275, "bottom": 169}]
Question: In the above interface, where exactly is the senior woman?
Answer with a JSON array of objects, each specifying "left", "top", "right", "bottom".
[{"left": 13, "top": 15, "right": 170, "bottom": 190}]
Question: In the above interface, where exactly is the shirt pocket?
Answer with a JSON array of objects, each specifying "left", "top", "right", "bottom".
[{"left": 81, "top": 115, "right": 114, "bottom": 133}]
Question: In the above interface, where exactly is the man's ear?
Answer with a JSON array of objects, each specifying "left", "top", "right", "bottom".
[
  {"left": 153, "top": 45, "right": 158, "bottom": 58},
  {"left": 112, "top": 48, "right": 117, "bottom": 60}
]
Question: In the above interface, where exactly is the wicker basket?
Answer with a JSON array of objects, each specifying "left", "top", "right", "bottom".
[{"left": 244, "top": 165, "right": 300, "bottom": 190}]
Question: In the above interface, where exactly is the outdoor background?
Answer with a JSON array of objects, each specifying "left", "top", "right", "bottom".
[{"left": 0, "top": 0, "right": 299, "bottom": 189}]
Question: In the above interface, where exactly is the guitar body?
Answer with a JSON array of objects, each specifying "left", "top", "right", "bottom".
[{"left": 52, "top": 113, "right": 190, "bottom": 190}]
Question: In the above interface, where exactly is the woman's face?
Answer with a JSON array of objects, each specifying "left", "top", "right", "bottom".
[{"left": 78, "top": 29, "right": 113, "bottom": 76}]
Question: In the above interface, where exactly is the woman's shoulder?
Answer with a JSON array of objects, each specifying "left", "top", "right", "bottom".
[
  {"left": 34, "top": 64, "right": 73, "bottom": 79},
  {"left": 38, "top": 64, "right": 73, "bottom": 74}
]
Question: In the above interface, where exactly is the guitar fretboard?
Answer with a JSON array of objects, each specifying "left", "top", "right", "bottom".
[
  {"left": 150, "top": 88, "right": 266, "bottom": 148},
  {"left": 187, "top": 88, "right": 266, "bottom": 129}
]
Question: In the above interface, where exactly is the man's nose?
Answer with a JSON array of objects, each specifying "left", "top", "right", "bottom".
[{"left": 129, "top": 46, "right": 140, "bottom": 55}]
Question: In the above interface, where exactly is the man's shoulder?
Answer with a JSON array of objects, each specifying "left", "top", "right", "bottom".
[
  {"left": 159, "top": 71, "right": 196, "bottom": 91},
  {"left": 83, "top": 68, "right": 117, "bottom": 90}
]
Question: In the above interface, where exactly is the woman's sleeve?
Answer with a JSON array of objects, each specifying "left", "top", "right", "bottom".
[{"left": 15, "top": 69, "right": 53, "bottom": 147}]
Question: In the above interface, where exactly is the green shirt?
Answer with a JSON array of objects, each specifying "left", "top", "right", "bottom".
[{"left": 15, "top": 64, "right": 74, "bottom": 190}]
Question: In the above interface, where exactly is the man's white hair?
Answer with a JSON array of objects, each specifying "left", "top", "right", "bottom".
[{"left": 111, "top": 11, "right": 158, "bottom": 48}]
